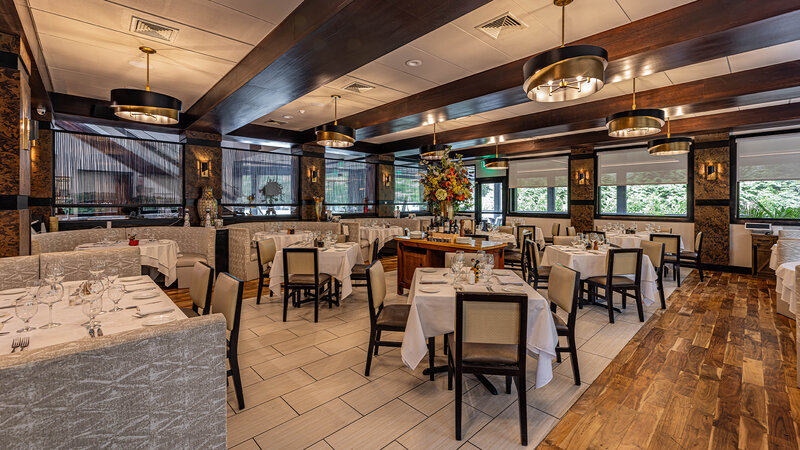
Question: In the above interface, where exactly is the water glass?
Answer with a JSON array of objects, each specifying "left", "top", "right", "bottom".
[
  {"left": 39, "top": 283, "right": 64, "bottom": 329},
  {"left": 89, "top": 258, "right": 106, "bottom": 279},
  {"left": 15, "top": 295, "right": 38, "bottom": 333},
  {"left": 81, "top": 294, "right": 103, "bottom": 328},
  {"left": 106, "top": 267, "right": 119, "bottom": 286},
  {"left": 107, "top": 285, "right": 124, "bottom": 312}
]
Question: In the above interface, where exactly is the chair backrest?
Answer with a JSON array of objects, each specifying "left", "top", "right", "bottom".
[
  {"left": 0, "top": 255, "right": 39, "bottom": 291},
  {"left": 553, "top": 236, "right": 574, "bottom": 246},
  {"left": 548, "top": 264, "right": 580, "bottom": 321},
  {"left": 189, "top": 261, "right": 214, "bottom": 315},
  {"left": 370, "top": 237, "right": 380, "bottom": 263},
  {"left": 779, "top": 229, "right": 800, "bottom": 240},
  {"left": 516, "top": 230, "right": 531, "bottom": 249},
  {"left": 283, "top": 248, "right": 318, "bottom": 277},
  {"left": 694, "top": 231, "right": 703, "bottom": 253},
  {"left": 525, "top": 239, "right": 544, "bottom": 278},
  {"left": 211, "top": 272, "right": 244, "bottom": 337},
  {"left": 365, "top": 261, "right": 386, "bottom": 318},
  {"left": 605, "top": 248, "right": 643, "bottom": 282},
  {"left": 566, "top": 226, "right": 576, "bottom": 236},
  {"left": 516, "top": 225, "right": 536, "bottom": 246},
  {"left": 39, "top": 247, "right": 141, "bottom": 282},
  {"left": 257, "top": 238, "right": 277, "bottom": 269},
  {"left": 639, "top": 240, "right": 664, "bottom": 270},
  {"left": 650, "top": 233, "right": 681, "bottom": 255},
  {"left": 455, "top": 292, "right": 527, "bottom": 364},
  {"left": 497, "top": 226, "right": 513, "bottom": 235},
  {"left": 551, "top": 223, "right": 560, "bottom": 236}
]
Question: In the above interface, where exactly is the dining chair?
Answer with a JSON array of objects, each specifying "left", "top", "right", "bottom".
[
  {"left": 545, "top": 223, "right": 561, "bottom": 244},
  {"left": 255, "top": 238, "right": 276, "bottom": 304},
  {"left": 524, "top": 238, "right": 549, "bottom": 289},
  {"left": 548, "top": 263, "right": 581, "bottom": 385},
  {"left": 552, "top": 236, "right": 574, "bottom": 246},
  {"left": 583, "top": 248, "right": 644, "bottom": 323},
  {"left": 210, "top": 272, "right": 245, "bottom": 409},
  {"left": 566, "top": 226, "right": 576, "bottom": 236},
  {"left": 352, "top": 238, "right": 379, "bottom": 287},
  {"left": 282, "top": 248, "right": 336, "bottom": 323},
  {"left": 504, "top": 230, "right": 530, "bottom": 276},
  {"left": 650, "top": 233, "right": 682, "bottom": 286},
  {"left": 180, "top": 261, "right": 214, "bottom": 318},
  {"left": 640, "top": 240, "right": 666, "bottom": 309},
  {"left": 678, "top": 232, "right": 704, "bottom": 282},
  {"left": 446, "top": 291, "right": 529, "bottom": 445},
  {"left": 497, "top": 225, "right": 514, "bottom": 235},
  {"left": 516, "top": 225, "right": 537, "bottom": 248},
  {"left": 364, "top": 261, "right": 411, "bottom": 376}
]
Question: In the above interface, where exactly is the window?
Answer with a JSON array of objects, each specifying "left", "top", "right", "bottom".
[
  {"left": 461, "top": 165, "right": 476, "bottom": 212},
  {"left": 54, "top": 132, "right": 182, "bottom": 219},
  {"left": 509, "top": 156, "right": 568, "bottom": 214},
  {"left": 222, "top": 148, "right": 299, "bottom": 217},
  {"left": 394, "top": 165, "right": 426, "bottom": 212},
  {"left": 736, "top": 132, "right": 800, "bottom": 220},
  {"left": 597, "top": 147, "right": 688, "bottom": 216},
  {"left": 325, "top": 160, "right": 375, "bottom": 214}
]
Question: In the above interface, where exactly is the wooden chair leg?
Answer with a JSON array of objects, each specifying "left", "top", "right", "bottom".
[
  {"left": 606, "top": 288, "right": 615, "bottom": 324},
  {"left": 313, "top": 287, "right": 319, "bottom": 323},
  {"left": 428, "top": 337, "right": 436, "bottom": 381},
  {"left": 365, "top": 327, "right": 376, "bottom": 376},
  {"left": 676, "top": 260, "right": 681, "bottom": 286},
  {"left": 455, "top": 368, "right": 463, "bottom": 440},
  {"left": 634, "top": 288, "right": 644, "bottom": 322},
  {"left": 505, "top": 375, "right": 512, "bottom": 394},
  {"left": 256, "top": 274, "right": 263, "bottom": 304},
  {"left": 374, "top": 330, "right": 382, "bottom": 356},
  {"left": 621, "top": 289, "right": 627, "bottom": 309},
  {"left": 658, "top": 275, "right": 666, "bottom": 309},
  {"left": 230, "top": 353, "right": 245, "bottom": 410},
  {"left": 569, "top": 332, "right": 580, "bottom": 385},
  {"left": 515, "top": 374, "right": 527, "bottom": 446},
  {"left": 697, "top": 259, "right": 704, "bottom": 281},
  {"left": 282, "top": 287, "right": 290, "bottom": 322}
]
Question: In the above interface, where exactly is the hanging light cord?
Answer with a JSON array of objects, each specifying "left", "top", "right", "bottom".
[
  {"left": 433, "top": 122, "right": 437, "bottom": 145},
  {"left": 631, "top": 78, "right": 636, "bottom": 110},
  {"left": 560, "top": 3, "right": 565, "bottom": 47},
  {"left": 145, "top": 51, "right": 150, "bottom": 91},
  {"left": 333, "top": 96, "right": 339, "bottom": 125}
]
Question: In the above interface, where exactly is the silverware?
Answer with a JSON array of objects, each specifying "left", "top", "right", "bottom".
[
  {"left": 124, "top": 305, "right": 138, "bottom": 310},
  {"left": 0, "top": 332, "right": 9, "bottom": 336},
  {"left": 10, "top": 337, "right": 20, "bottom": 353},
  {"left": 19, "top": 337, "right": 29, "bottom": 351},
  {"left": 88, "top": 327, "right": 95, "bottom": 338},
  {"left": 96, "top": 327, "right": 103, "bottom": 337},
  {"left": 1, "top": 315, "right": 12, "bottom": 324}
]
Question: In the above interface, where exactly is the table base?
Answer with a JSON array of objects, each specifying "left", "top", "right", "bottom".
[{"left": 422, "top": 366, "right": 499, "bottom": 395}]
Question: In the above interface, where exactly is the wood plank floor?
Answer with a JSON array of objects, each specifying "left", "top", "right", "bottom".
[{"left": 540, "top": 271, "right": 800, "bottom": 449}]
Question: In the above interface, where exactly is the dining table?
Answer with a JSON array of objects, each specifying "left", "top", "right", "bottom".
[
  {"left": 75, "top": 239, "right": 180, "bottom": 286},
  {"left": 360, "top": 226, "right": 404, "bottom": 251},
  {"left": 775, "top": 262, "right": 800, "bottom": 314},
  {"left": 252, "top": 231, "right": 312, "bottom": 252},
  {"left": 476, "top": 227, "right": 546, "bottom": 249},
  {"left": 0, "top": 276, "right": 183, "bottom": 353},
  {"left": 401, "top": 267, "right": 558, "bottom": 390},
  {"left": 540, "top": 245, "right": 660, "bottom": 305},
  {"left": 268, "top": 241, "right": 363, "bottom": 300},
  {"left": 604, "top": 231, "right": 684, "bottom": 251}
]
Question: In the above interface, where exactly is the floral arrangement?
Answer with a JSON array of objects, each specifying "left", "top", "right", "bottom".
[
  {"left": 420, "top": 153, "right": 473, "bottom": 213},
  {"left": 261, "top": 179, "right": 283, "bottom": 204}
]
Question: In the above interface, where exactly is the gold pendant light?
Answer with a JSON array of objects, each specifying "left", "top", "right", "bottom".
[
  {"left": 606, "top": 78, "right": 665, "bottom": 137},
  {"left": 111, "top": 47, "right": 182, "bottom": 125},
  {"left": 484, "top": 136, "right": 508, "bottom": 170},
  {"left": 315, "top": 95, "right": 355, "bottom": 148},
  {"left": 420, "top": 121, "right": 449, "bottom": 161},
  {"left": 523, "top": 0, "right": 608, "bottom": 102},
  {"left": 648, "top": 117, "right": 692, "bottom": 155}
]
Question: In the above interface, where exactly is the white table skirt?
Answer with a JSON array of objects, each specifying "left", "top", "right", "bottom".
[
  {"left": 361, "top": 226, "right": 404, "bottom": 251},
  {"left": 776, "top": 262, "right": 800, "bottom": 314},
  {"left": 770, "top": 244, "right": 779, "bottom": 270},
  {"left": 269, "top": 242, "right": 363, "bottom": 300},
  {"left": 400, "top": 268, "right": 558, "bottom": 389},
  {"left": 540, "top": 246, "right": 659, "bottom": 305},
  {"left": 253, "top": 231, "right": 312, "bottom": 253},
  {"left": 76, "top": 240, "right": 179, "bottom": 286},
  {"left": 605, "top": 232, "right": 684, "bottom": 251},
  {"left": 0, "top": 277, "right": 183, "bottom": 352}
]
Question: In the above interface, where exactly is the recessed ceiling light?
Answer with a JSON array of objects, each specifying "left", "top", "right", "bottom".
[
  {"left": 282, "top": 115, "right": 294, "bottom": 119},
  {"left": 405, "top": 59, "right": 422, "bottom": 67},
  {"left": 297, "top": 109, "right": 306, "bottom": 114}
]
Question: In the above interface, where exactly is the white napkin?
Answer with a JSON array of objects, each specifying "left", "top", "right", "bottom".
[
  {"left": 496, "top": 275, "right": 524, "bottom": 285},
  {"left": 135, "top": 304, "right": 173, "bottom": 316},
  {"left": 125, "top": 285, "right": 157, "bottom": 292},
  {"left": 420, "top": 275, "right": 448, "bottom": 284}
]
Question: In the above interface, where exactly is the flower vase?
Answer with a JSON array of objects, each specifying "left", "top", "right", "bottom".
[
  {"left": 197, "top": 187, "right": 218, "bottom": 222},
  {"left": 314, "top": 198, "right": 324, "bottom": 222},
  {"left": 441, "top": 201, "right": 455, "bottom": 221}
]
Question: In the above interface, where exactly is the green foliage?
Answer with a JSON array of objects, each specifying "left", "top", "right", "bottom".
[
  {"left": 738, "top": 180, "right": 800, "bottom": 219},
  {"left": 514, "top": 187, "right": 567, "bottom": 213},
  {"left": 600, "top": 184, "right": 687, "bottom": 216}
]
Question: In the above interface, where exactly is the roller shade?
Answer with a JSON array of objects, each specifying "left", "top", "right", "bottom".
[
  {"left": 737, "top": 132, "right": 800, "bottom": 182},
  {"left": 598, "top": 147, "right": 687, "bottom": 186},
  {"left": 509, "top": 156, "right": 569, "bottom": 188}
]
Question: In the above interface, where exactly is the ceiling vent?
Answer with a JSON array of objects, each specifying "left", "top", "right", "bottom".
[
  {"left": 343, "top": 81, "right": 375, "bottom": 94},
  {"left": 129, "top": 16, "right": 178, "bottom": 42},
  {"left": 263, "top": 118, "right": 288, "bottom": 126},
  {"left": 476, "top": 12, "right": 526, "bottom": 39}
]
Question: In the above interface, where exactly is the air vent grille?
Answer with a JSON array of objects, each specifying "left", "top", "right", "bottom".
[
  {"left": 130, "top": 16, "right": 178, "bottom": 42},
  {"left": 263, "top": 118, "right": 288, "bottom": 125},
  {"left": 343, "top": 81, "right": 375, "bottom": 93},
  {"left": 476, "top": 12, "right": 526, "bottom": 39}
]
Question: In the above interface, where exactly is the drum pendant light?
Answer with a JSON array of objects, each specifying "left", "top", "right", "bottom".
[
  {"left": 420, "top": 121, "right": 449, "bottom": 161},
  {"left": 523, "top": 0, "right": 608, "bottom": 102},
  {"left": 648, "top": 117, "right": 692, "bottom": 155},
  {"left": 484, "top": 137, "right": 508, "bottom": 170},
  {"left": 606, "top": 78, "right": 665, "bottom": 137},
  {"left": 315, "top": 95, "right": 355, "bottom": 148},
  {"left": 111, "top": 47, "right": 182, "bottom": 125}
]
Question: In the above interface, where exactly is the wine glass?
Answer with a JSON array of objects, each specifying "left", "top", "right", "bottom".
[
  {"left": 106, "top": 267, "right": 119, "bottom": 286},
  {"left": 89, "top": 258, "right": 106, "bottom": 279},
  {"left": 39, "top": 283, "right": 63, "bottom": 329},
  {"left": 482, "top": 254, "right": 494, "bottom": 279},
  {"left": 81, "top": 294, "right": 103, "bottom": 329},
  {"left": 27, "top": 278, "right": 43, "bottom": 298},
  {"left": 15, "top": 295, "right": 38, "bottom": 333},
  {"left": 106, "top": 285, "right": 124, "bottom": 312}
]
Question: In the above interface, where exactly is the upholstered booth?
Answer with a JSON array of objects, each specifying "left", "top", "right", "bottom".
[
  {"left": 31, "top": 228, "right": 124, "bottom": 254},
  {"left": 0, "top": 255, "right": 40, "bottom": 291},
  {"left": 39, "top": 247, "right": 142, "bottom": 282},
  {"left": 0, "top": 314, "right": 228, "bottom": 448}
]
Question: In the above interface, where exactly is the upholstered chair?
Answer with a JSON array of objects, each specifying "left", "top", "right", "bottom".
[
  {"left": 352, "top": 238, "right": 379, "bottom": 287},
  {"left": 650, "top": 233, "right": 682, "bottom": 286},
  {"left": 679, "top": 231, "right": 704, "bottom": 281},
  {"left": 256, "top": 238, "right": 276, "bottom": 304},
  {"left": 566, "top": 226, "right": 576, "bottom": 236},
  {"left": 504, "top": 230, "right": 530, "bottom": 275},
  {"left": 640, "top": 240, "right": 667, "bottom": 309},
  {"left": 524, "top": 238, "right": 550, "bottom": 289},
  {"left": 545, "top": 223, "right": 561, "bottom": 244},
  {"left": 364, "top": 261, "right": 410, "bottom": 376},
  {"left": 210, "top": 272, "right": 245, "bottom": 409},
  {"left": 548, "top": 263, "right": 581, "bottom": 384},
  {"left": 497, "top": 225, "right": 514, "bottom": 235},
  {"left": 282, "top": 248, "right": 335, "bottom": 323},
  {"left": 583, "top": 248, "right": 644, "bottom": 323},
  {"left": 552, "top": 236, "right": 574, "bottom": 246},
  {"left": 180, "top": 262, "right": 214, "bottom": 318}
]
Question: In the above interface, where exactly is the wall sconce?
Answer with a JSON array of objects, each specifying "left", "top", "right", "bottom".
[
  {"left": 383, "top": 172, "right": 392, "bottom": 187},
  {"left": 307, "top": 166, "right": 319, "bottom": 183},
  {"left": 198, "top": 160, "right": 210, "bottom": 178},
  {"left": 575, "top": 169, "right": 590, "bottom": 185},
  {"left": 705, "top": 162, "right": 723, "bottom": 180}
]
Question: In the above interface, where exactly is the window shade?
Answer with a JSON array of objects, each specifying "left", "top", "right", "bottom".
[
  {"left": 222, "top": 148, "right": 298, "bottom": 204},
  {"left": 325, "top": 160, "right": 375, "bottom": 204},
  {"left": 598, "top": 147, "right": 687, "bottom": 186},
  {"left": 737, "top": 132, "right": 800, "bottom": 182},
  {"left": 508, "top": 156, "right": 569, "bottom": 188}
]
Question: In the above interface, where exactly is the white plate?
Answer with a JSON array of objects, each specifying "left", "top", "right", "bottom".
[
  {"left": 334, "top": 243, "right": 350, "bottom": 249},
  {"left": 118, "top": 276, "right": 142, "bottom": 282},
  {"left": 0, "top": 288, "right": 26, "bottom": 296},
  {"left": 419, "top": 286, "right": 440, "bottom": 293},
  {"left": 142, "top": 313, "right": 176, "bottom": 326},
  {"left": 420, "top": 268, "right": 437, "bottom": 273}
]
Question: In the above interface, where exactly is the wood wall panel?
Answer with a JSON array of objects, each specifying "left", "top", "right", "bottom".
[
  {"left": 30, "top": 128, "right": 51, "bottom": 199},
  {"left": 0, "top": 67, "right": 21, "bottom": 196}
]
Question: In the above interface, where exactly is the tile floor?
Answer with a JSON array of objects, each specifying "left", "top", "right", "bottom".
[{"left": 226, "top": 267, "right": 690, "bottom": 449}]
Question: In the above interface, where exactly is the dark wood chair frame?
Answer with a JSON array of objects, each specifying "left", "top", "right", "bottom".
[
  {"left": 504, "top": 230, "right": 530, "bottom": 277},
  {"left": 582, "top": 248, "right": 644, "bottom": 324},
  {"left": 650, "top": 233, "right": 683, "bottom": 286},
  {"left": 678, "top": 232, "right": 705, "bottom": 282},
  {"left": 184, "top": 261, "right": 214, "bottom": 316},
  {"left": 282, "top": 248, "right": 337, "bottom": 323},
  {"left": 352, "top": 237, "right": 380, "bottom": 287},
  {"left": 255, "top": 241, "right": 274, "bottom": 304},
  {"left": 364, "top": 261, "right": 410, "bottom": 376},
  {"left": 222, "top": 272, "right": 246, "bottom": 410},
  {"left": 524, "top": 238, "right": 549, "bottom": 290},
  {"left": 646, "top": 241, "right": 668, "bottom": 309},
  {"left": 550, "top": 264, "right": 582, "bottom": 385}
]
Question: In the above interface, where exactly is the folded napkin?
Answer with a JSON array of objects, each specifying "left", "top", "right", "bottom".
[
  {"left": 496, "top": 275, "right": 524, "bottom": 285},
  {"left": 460, "top": 285, "right": 488, "bottom": 293},
  {"left": 420, "top": 275, "right": 448, "bottom": 284},
  {"left": 125, "top": 285, "right": 156, "bottom": 292},
  {"left": 135, "top": 304, "right": 173, "bottom": 316}
]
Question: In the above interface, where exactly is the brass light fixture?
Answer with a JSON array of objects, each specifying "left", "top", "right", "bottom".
[
  {"left": 648, "top": 117, "right": 693, "bottom": 155},
  {"left": 523, "top": 0, "right": 608, "bottom": 102},
  {"left": 420, "top": 120, "right": 449, "bottom": 161},
  {"left": 315, "top": 95, "right": 355, "bottom": 148},
  {"left": 606, "top": 78, "right": 665, "bottom": 137},
  {"left": 484, "top": 136, "right": 508, "bottom": 170},
  {"left": 111, "top": 46, "right": 182, "bottom": 125}
]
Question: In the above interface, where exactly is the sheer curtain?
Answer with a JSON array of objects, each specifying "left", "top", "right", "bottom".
[
  {"left": 54, "top": 132, "right": 182, "bottom": 206},
  {"left": 222, "top": 149, "right": 298, "bottom": 204},
  {"left": 325, "top": 160, "right": 375, "bottom": 210},
  {"left": 395, "top": 165, "right": 425, "bottom": 210}
]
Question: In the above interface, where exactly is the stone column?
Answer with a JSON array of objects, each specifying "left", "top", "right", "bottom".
[
  {"left": 296, "top": 144, "right": 326, "bottom": 221},
  {"left": 30, "top": 122, "right": 53, "bottom": 229},
  {"left": 0, "top": 32, "right": 31, "bottom": 256},
  {"left": 181, "top": 130, "right": 222, "bottom": 225},
  {"left": 569, "top": 145, "right": 594, "bottom": 233},
  {"left": 693, "top": 132, "right": 731, "bottom": 265},
  {"left": 368, "top": 154, "right": 395, "bottom": 217}
]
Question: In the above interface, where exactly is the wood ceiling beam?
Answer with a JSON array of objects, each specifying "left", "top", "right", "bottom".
[
  {"left": 343, "top": 0, "right": 800, "bottom": 140},
  {"left": 181, "top": 0, "right": 492, "bottom": 135},
  {"left": 376, "top": 60, "right": 800, "bottom": 153}
]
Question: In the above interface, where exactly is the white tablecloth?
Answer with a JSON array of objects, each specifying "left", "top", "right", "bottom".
[
  {"left": 605, "top": 232, "right": 684, "bottom": 251},
  {"left": 361, "top": 226, "right": 404, "bottom": 251},
  {"left": 76, "top": 240, "right": 179, "bottom": 286},
  {"left": 253, "top": 231, "right": 312, "bottom": 252},
  {"left": 0, "top": 277, "right": 183, "bottom": 352},
  {"left": 269, "top": 242, "right": 363, "bottom": 300},
  {"left": 540, "top": 246, "right": 659, "bottom": 305},
  {"left": 770, "top": 244, "right": 779, "bottom": 270},
  {"left": 776, "top": 262, "right": 800, "bottom": 314},
  {"left": 400, "top": 268, "right": 558, "bottom": 389}
]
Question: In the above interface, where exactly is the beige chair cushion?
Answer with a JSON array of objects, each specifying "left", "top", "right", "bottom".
[
  {"left": 258, "top": 238, "right": 277, "bottom": 267},
  {"left": 462, "top": 301, "right": 520, "bottom": 345},
  {"left": 368, "top": 261, "right": 387, "bottom": 309},
  {"left": 651, "top": 235, "right": 680, "bottom": 254},
  {"left": 178, "top": 253, "right": 207, "bottom": 268},
  {"left": 189, "top": 262, "right": 213, "bottom": 311},
  {"left": 552, "top": 223, "right": 560, "bottom": 236},
  {"left": 288, "top": 273, "right": 331, "bottom": 286},
  {"left": 286, "top": 250, "right": 316, "bottom": 275},
  {"left": 448, "top": 334, "right": 518, "bottom": 365},
  {"left": 640, "top": 240, "right": 664, "bottom": 268},
  {"left": 585, "top": 275, "right": 636, "bottom": 286},
  {"left": 548, "top": 264, "right": 577, "bottom": 314},
  {"left": 607, "top": 251, "right": 638, "bottom": 276},
  {"left": 566, "top": 226, "right": 576, "bottom": 236},
  {"left": 376, "top": 304, "right": 410, "bottom": 328},
  {"left": 211, "top": 273, "right": 241, "bottom": 332}
]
